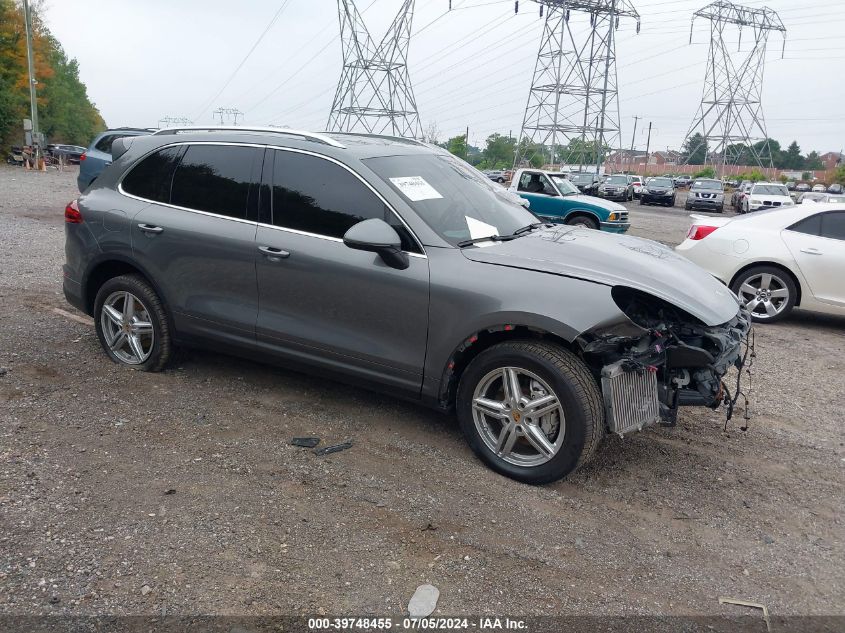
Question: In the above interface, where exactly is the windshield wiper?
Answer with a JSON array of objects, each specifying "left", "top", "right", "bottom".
[
  {"left": 457, "top": 234, "right": 509, "bottom": 247},
  {"left": 511, "top": 222, "right": 547, "bottom": 236}
]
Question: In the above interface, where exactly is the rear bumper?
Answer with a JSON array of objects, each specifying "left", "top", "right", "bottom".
[{"left": 62, "top": 266, "right": 87, "bottom": 314}]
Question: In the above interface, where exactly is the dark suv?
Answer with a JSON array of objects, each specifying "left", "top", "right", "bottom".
[{"left": 63, "top": 126, "right": 749, "bottom": 484}]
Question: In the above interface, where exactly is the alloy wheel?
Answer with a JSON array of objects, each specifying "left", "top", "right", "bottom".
[
  {"left": 471, "top": 367, "right": 565, "bottom": 467},
  {"left": 99, "top": 291, "right": 155, "bottom": 364},
  {"left": 736, "top": 272, "right": 790, "bottom": 319}
]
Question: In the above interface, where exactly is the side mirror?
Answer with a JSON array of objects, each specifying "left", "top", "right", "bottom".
[{"left": 343, "top": 218, "right": 409, "bottom": 270}]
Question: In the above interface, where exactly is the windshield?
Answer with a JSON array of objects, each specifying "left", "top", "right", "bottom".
[
  {"left": 752, "top": 184, "right": 789, "bottom": 196},
  {"left": 827, "top": 195, "right": 845, "bottom": 203},
  {"left": 649, "top": 178, "right": 673, "bottom": 187},
  {"left": 549, "top": 175, "right": 579, "bottom": 195},
  {"left": 692, "top": 180, "right": 722, "bottom": 190},
  {"left": 605, "top": 175, "right": 628, "bottom": 185},
  {"left": 569, "top": 173, "right": 594, "bottom": 183},
  {"left": 364, "top": 153, "right": 538, "bottom": 246}
]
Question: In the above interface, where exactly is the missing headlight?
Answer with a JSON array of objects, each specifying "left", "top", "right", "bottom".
[{"left": 611, "top": 286, "right": 707, "bottom": 331}]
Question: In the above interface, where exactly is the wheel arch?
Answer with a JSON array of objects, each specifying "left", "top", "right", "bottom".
[
  {"left": 729, "top": 260, "right": 803, "bottom": 307},
  {"left": 564, "top": 208, "right": 602, "bottom": 226},
  {"left": 435, "top": 323, "right": 583, "bottom": 410},
  {"left": 83, "top": 255, "right": 172, "bottom": 315}
]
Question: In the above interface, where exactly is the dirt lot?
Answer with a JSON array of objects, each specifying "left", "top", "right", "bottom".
[{"left": 1, "top": 166, "right": 843, "bottom": 621}]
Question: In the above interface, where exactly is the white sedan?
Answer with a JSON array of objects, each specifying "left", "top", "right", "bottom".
[{"left": 675, "top": 203, "right": 845, "bottom": 322}]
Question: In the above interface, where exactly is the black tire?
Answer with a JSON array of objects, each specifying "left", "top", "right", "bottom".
[
  {"left": 639, "top": 198, "right": 646, "bottom": 206},
  {"left": 566, "top": 214, "right": 599, "bottom": 230},
  {"left": 684, "top": 203, "right": 691, "bottom": 210},
  {"left": 94, "top": 274, "right": 172, "bottom": 372},
  {"left": 717, "top": 204, "right": 724, "bottom": 213},
  {"left": 457, "top": 341, "right": 604, "bottom": 484},
  {"left": 670, "top": 195, "right": 677, "bottom": 207},
  {"left": 730, "top": 265, "right": 797, "bottom": 323}
]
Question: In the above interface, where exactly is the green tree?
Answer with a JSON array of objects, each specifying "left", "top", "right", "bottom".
[
  {"left": 482, "top": 133, "right": 516, "bottom": 169},
  {"left": 802, "top": 171, "right": 813, "bottom": 181},
  {"left": 804, "top": 151, "right": 823, "bottom": 170},
  {"left": 0, "top": 0, "right": 105, "bottom": 147},
  {"left": 832, "top": 165, "right": 845, "bottom": 185},
  {"left": 446, "top": 134, "right": 467, "bottom": 159},
  {"left": 693, "top": 166, "right": 716, "bottom": 178},
  {"left": 782, "top": 141, "right": 803, "bottom": 170},
  {"left": 682, "top": 133, "right": 708, "bottom": 165}
]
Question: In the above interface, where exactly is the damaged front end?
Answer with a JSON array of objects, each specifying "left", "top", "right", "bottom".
[{"left": 578, "top": 286, "right": 753, "bottom": 435}]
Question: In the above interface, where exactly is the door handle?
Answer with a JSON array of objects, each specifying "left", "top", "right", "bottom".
[
  {"left": 800, "top": 247, "right": 822, "bottom": 255},
  {"left": 258, "top": 245, "right": 290, "bottom": 260},
  {"left": 138, "top": 223, "right": 164, "bottom": 234}
]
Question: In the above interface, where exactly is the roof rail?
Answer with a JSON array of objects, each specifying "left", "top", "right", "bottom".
[
  {"left": 328, "top": 132, "right": 427, "bottom": 147},
  {"left": 152, "top": 126, "right": 346, "bottom": 148}
]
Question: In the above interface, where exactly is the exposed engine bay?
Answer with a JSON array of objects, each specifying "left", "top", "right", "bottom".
[{"left": 580, "top": 286, "right": 753, "bottom": 433}]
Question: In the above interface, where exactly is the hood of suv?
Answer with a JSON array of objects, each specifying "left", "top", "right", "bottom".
[{"left": 461, "top": 226, "right": 739, "bottom": 326}]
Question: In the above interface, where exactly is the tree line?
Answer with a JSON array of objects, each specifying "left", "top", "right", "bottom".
[
  {"left": 681, "top": 133, "right": 825, "bottom": 170},
  {"left": 0, "top": 0, "right": 105, "bottom": 148}
]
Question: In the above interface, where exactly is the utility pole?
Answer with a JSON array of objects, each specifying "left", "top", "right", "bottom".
[
  {"left": 22, "top": 0, "right": 40, "bottom": 162},
  {"left": 644, "top": 121, "right": 653, "bottom": 173},
  {"left": 466, "top": 125, "right": 469, "bottom": 161},
  {"left": 628, "top": 115, "right": 641, "bottom": 172}
]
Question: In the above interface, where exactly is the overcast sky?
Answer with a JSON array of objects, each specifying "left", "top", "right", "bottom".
[{"left": 43, "top": 0, "right": 844, "bottom": 154}]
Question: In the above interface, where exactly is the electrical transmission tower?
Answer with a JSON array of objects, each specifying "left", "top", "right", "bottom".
[
  {"left": 681, "top": 1, "right": 786, "bottom": 173},
  {"left": 158, "top": 116, "right": 193, "bottom": 129},
  {"left": 327, "top": 0, "right": 421, "bottom": 138},
  {"left": 514, "top": 0, "right": 640, "bottom": 173},
  {"left": 213, "top": 107, "right": 244, "bottom": 126}
]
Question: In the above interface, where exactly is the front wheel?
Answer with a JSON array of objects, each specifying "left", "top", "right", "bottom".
[
  {"left": 457, "top": 342, "right": 604, "bottom": 484},
  {"left": 730, "top": 266, "right": 797, "bottom": 323},
  {"left": 94, "top": 274, "right": 173, "bottom": 371},
  {"left": 565, "top": 214, "right": 599, "bottom": 230}
]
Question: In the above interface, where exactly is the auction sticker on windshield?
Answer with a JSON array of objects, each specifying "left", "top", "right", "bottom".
[{"left": 389, "top": 176, "right": 443, "bottom": 202}]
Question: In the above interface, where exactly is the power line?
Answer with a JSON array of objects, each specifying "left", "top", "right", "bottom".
[{"left": 193, "top": 0, "right": 294, "bottom": 122}]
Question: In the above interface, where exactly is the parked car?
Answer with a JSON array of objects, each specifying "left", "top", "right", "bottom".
[
  {"left": 674, "top": 175, "right": 692, "bottom": 188},
  {"left": 827, "top": 183, "right": 843, "bottom": 194},
  {"left": 725, "top": 179, "right": 740, "bottom": 188},
  {"left": 63, "top": 126, "right": 750, "bottom": 484},
  {"left": 795, "top": 182, "right": 811, "bottom": 192},
  {"left": 639, "top": 176, "right": 676, "bottom": 207},
  {"left": 731, "top": 180, "right": 751, "bottom": 210},
  {"left": 629, "top": 175, "right": 644, "bottom": 199},
  {"left": 734, "top": 182, "right": 754, "bottom": 211},
  {"left": 567, "top": 172, "right": 600, "bottom": 195},
  {"left": 685, "top": 178, "right": 725, "bottom": 213},
  {"left": 77, "top": 127, "right": 154, "bottom": 192},
  {"left": 597, "top": 174, "right": 634, "bottom": 201},
  {"left": 6, "top": 145, "right": 25, "bottom": 166},
  {"left": 676, "top": 204, "right": 845, "bottom": 322},
  {"left": 799, "top": 192, "right": 845, "bottom": 204},
  {"left": 47, "top": 144, "right": 87, "bottom": 163},
  {"left": 741, "top": 182, "right": 793, "bottom": 214},
  {"left": 812, "top": 183, "right": 826, "bottom": 193},
  {"left": 486, "top": 170, "right": 507, "bottom": 184},
  {"left": 510, "top": 169, "right": 629, "bottom": 232},
  {"left": 785, "top": 181, "right": 796, "bottom": 191}
]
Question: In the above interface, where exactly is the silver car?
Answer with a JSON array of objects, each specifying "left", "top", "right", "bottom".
[
  {"left": 685, "top": 178, "right": 725, "bottom": 213},
  {"left": 63, "top": 126, "right": 750, "bottom": 484}
]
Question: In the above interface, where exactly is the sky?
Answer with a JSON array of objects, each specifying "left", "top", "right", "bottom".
[{"left": 42, "top": 0, "right": 845, "bottom": 155}]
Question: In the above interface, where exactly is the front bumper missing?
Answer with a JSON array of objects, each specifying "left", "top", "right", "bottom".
[
  {"left": 601, "top": 361, "right": 659, "bottom": 435},
  {"left": 596, "top": 308, "right": 753, "bottom": 435}
]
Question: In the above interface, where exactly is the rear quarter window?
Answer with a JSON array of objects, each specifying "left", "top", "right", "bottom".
[{"left": 94, "top": 134, "right": 126, "bottom": 153}]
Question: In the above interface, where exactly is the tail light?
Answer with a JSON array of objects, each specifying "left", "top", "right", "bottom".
[
  {"left": 686, "top": 224, "right": 718, "bottom": 240},
  {"left": 65, "top": 200, "right": 83, "bottom": 224},
  {"left": 79, "top": 153, "right": 86, "bottom": 161}
]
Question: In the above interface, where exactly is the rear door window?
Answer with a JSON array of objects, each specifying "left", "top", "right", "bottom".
[
  {"left": 121, "top": 146, "right": 185, "bottom": 203},
  {"left": 270, "top": 150, "right": 420, "bottom": 253},
  {"left": 787, "top": 214, "right": 822, "bottom": 236},
  {"left": 170, "top": 144, "right": 257, "bottom": 220}
]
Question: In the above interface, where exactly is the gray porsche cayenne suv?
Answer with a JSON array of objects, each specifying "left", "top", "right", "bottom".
[{"left": 63, "top": 126, "right": 751, "bottom": 484}]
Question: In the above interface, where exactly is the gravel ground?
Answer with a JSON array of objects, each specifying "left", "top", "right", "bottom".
[{"left": 1, "top": 166, "right": 843, "bottom": 620}]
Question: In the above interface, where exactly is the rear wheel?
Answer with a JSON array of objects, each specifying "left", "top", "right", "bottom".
[
  {"left": 566, "top": 214, "right": 599, "bottom": 230},
  {"left": 730, "top": 266, "right": 797, "bottom": 323},
  {"left": 94, "top": 274, "right": 172, "bottom": 371},
  {"left": 456, "top": 341, "right": 603, "bottom": 484}
]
